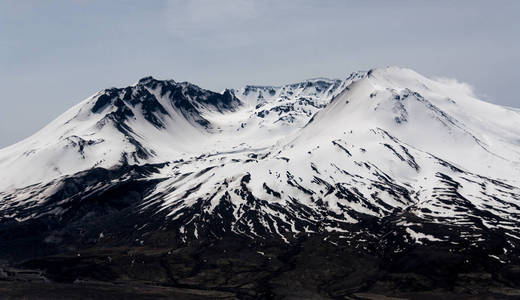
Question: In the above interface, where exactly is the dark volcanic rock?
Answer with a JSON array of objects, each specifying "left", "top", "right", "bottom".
[{"left": 1, "top": 165, "right": 520, "bottom": 299}]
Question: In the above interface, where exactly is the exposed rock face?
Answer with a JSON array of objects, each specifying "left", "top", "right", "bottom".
[{"left": 1, "top": 67, "right": 520, "bottom": 298}]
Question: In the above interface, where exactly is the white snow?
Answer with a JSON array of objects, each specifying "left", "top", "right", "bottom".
[
  {"left": 405, "top": 228, "right": 443, "bottom": 244},
  {"left": 1, "top": 67, "right": 520, "bottom": 240}
]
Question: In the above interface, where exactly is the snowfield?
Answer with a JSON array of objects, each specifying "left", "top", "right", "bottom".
[{"left": 1, "top": 67, "right": 520, "bottom": 256}]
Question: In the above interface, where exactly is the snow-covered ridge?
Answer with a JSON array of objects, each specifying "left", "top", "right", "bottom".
[
  {"left": 1, "top": 66, "right": 519, "bottom": 189},
  {"left": 1, "top": 67, "right": 520, "bottom": 255},
  {"left": 0, "top": 77, "right": 243, "bottom": 189},
  {"left": 0, "top": 71, "right": 366, "bottom": 190}
]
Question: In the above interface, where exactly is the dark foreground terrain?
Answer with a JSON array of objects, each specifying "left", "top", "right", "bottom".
[
  {"left": 1, "top": 169, "right": 520, "bottom": 299},
  {"left": 1, "top": 168, "right": 520, "bottom": 299},
  {"left": 2, "top": 234, "right": 520, "bottom": 299},
  {"left": 1, "top": 165, "right": 520, "bottom": 299}
]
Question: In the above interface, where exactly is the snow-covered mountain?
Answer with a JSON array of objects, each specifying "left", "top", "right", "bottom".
[{"left": 1, "top": 67, "right": 520, "bottom": 265}]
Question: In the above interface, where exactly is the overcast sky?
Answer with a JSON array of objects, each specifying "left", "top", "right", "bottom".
[{"left": 1, "top": 0, "right": 519, "bottom": 148}]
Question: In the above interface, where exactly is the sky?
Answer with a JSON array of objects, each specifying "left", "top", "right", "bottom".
[{"left": 1, "top": 0, "right": 519, "bottom": 148}]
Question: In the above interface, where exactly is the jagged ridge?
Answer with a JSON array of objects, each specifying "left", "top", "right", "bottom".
[{"left": 1, "top": 67, "right": 520, "bottom": 268}]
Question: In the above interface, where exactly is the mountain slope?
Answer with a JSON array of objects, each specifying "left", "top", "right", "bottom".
[
  {"left": 1, "top": 66, "right": 520, "bottom": 269},
  {"left": 0, "top": 77, "right": 241, "bottom": 190}
]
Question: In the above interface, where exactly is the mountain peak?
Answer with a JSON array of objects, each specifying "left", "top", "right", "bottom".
[
  {"left": 137, "top": 75, "right": 158, "bottom": 84},
  {"left": 2, "top": 68, "right": 520, "bottom": 287},
  {"left": 366, "top": 66, "right": 426, "bottom": 85},
  {"left": 2, "top": 67, "right": 520, "bottom": 297},
  {"left": 1, "top": 67, "right": 519, "bottom": 191}
]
